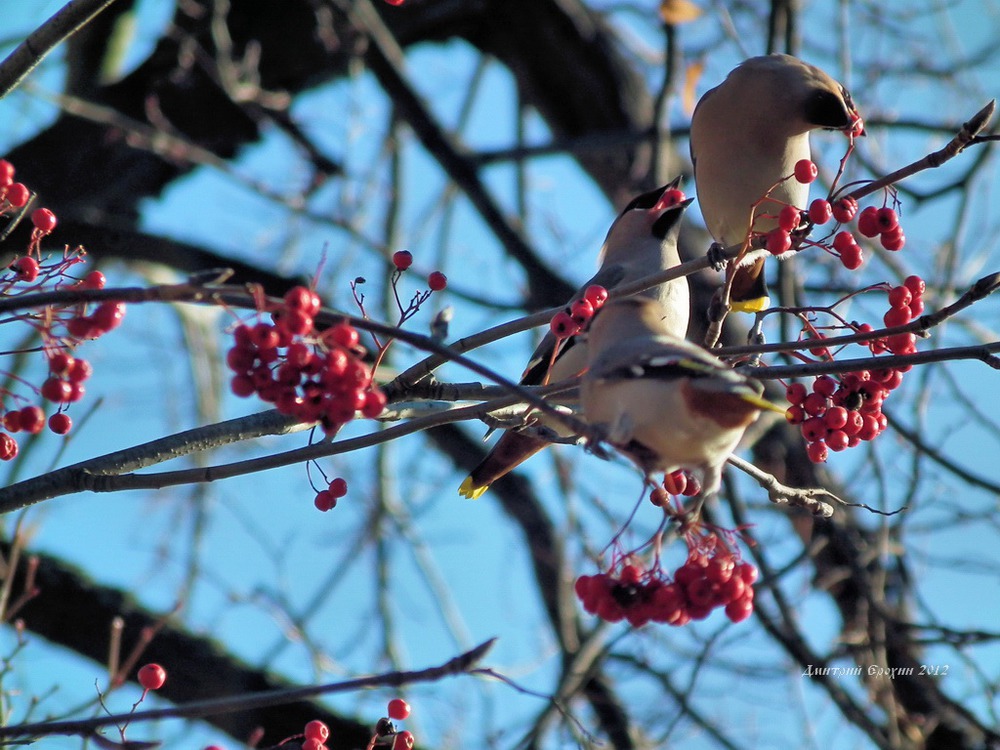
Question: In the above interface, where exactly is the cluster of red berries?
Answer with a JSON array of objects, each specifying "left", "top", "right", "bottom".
[
  {"left": 575, "top": 549, "right": 758, "bottom": 628},
  {"left": 391, "top": 249, "right": 447, "bottom": 291},
  {"left": 649, "top": 469, "right": 701, "bottom": 504},
  {"left": 226, "top": 286, "right": 387, "bottom": 436},
  {"left": 137, "top": 663, "right": 167, "bottom": 692},
  {"left": 785, "top": 372, "right": 893, "bottom": 463},
  {"left": 761, "top": 153, "right": 906, "bottom": 271},
  {"left": 0, "top": 159, "right": 58, "bottom": 255},
  {"left": 1, "top": 160, "right": 117, "bottom": 456},
  {"left": 314, "top": 476, "right": 347, "bottom": 512},
  {"left": 550, "top": 284, "right": 608, "bottom": 339},
  {"left": 857, "top": 205, "right": 905, "bottom": 250},
  {"left": 785, "top": 276, "right": 924, "bottom": 462}
]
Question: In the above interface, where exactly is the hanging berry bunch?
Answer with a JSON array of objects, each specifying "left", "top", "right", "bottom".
[
  {"left": 575, "top": 474, "right": 758, "bottom": 628},
  {"left": 0, "top": 158, "right": 124, "bottom": 456},
  {"left": 226, "top": 286, "right": 387, "bottom": 436}
]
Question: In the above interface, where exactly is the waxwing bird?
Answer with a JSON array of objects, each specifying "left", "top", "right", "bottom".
[
  {"left": 690, "top": 54, "right": 863, "bottom": 313},
  {"left": 458, "top": 182, "right": 694, "bottom": 499},
  {"left": 581, "top": 296, "right": 784, "bottom": 496}
]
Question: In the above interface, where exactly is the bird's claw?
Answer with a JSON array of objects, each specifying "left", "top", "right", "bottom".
[{"left": 706, "top": 241, "right": 728, "bottom": 272}]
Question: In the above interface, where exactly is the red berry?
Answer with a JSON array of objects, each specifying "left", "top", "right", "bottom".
[
  {"left": 428, "top": 271, "right": 447, "bottom": 291},
  {"left": 0, "top": 159, "right": 14, "bottom": 185},
  {"left": 802, "top": 393, "right": 829, "bottom": 417},
  {"left": 31, "top": 208, "right": 57, "bottom": 233},
  {"left": 794, "top": 159, "right": 818, "bottom": 184},
  {"left": 778, "top": 204, "right": 801, "bottom": 232},
  {"left": 3, "top": 411, "right": 22, "bottom": 433},
  {"left": 812, "top": 375, "right": 837, "bottom": 397},
  {"left": 808, "top": 198, "right": 832, "bottom": 225},
  {"left": 832, "top": 231, "right": 856, "bottom": 254},
  {"left": 392, "top": 250, "right": 413, "bottom": 270},
  {"left": 284, "top": 285, "right": 321, "bottom": 315},
  {"left": 883, "top": 306, "right": 911, "bottom": 327},
  {"left": 48, "top": 413, "right": 72, "bottom": 435},
  {"left": 857, "top": 206, "right": 880, "bottom": 238},
  {"left": 839, "top": 241, "right": 863, "bottom": 270},
  {"left": 766, "top": 228, "right": 791, "bottom": 255},
  {"left": 785, "top": 405, "right": 805, "bottom": 424},
  {"left": 392, "top": 731, "right": 414, "bottom": 750},
  {"left": 880, "top": 227, "right": 905, "bottom": 251},
  {"left": 328, "top": 477, "right": 348, "bottom": 498},
  {"left": 549, "top": 310, "right": 577, "bottom": 338},
  {"left": 5, "top": 183, "right": 29, "bottom": 208},
  {"left": 662, "top": 469, "right": 688, "bottom": 495},
  {"left": 831, "top": 196, "right": 858, "bottom": 223},
  {"left": 725, "top": 597, "right": 754, "bottom": 623},
  {"left": 329, "top": 322, "right": 360, "bottom": 349},
  {"left": 92, "top": 301, "right": 126, "bottom": 332},
  {"left": 314, "top": 490, "right": 336, "bottom": 511},
  {"left": 785, "top": 382, "right": 807, "bottom": 405},
  {"left": 656, "top": 187, "right": 686, "bottom": 208},
  {"left": 806, "top": 440, "right": 829, "bottom": 463},
  {"left": 0, "top": 433, "right": 18, "bottom": 460},
  {"left": 387, "top": 698, "right": 411, "bottom": 720},
  {"left": 823, "top": 406, "right": 849, "bottom": 430},
  {"left": 570, "top": 298, "right": 594, "bottom": 325},
  {"left": 826, "top": 429, "right": 849, "bottom": 452},
  {"left": 903, "top": 275, "right": 926, "bottom": 297},
  {"left": 41, "top": 377, "right": 72, "bottom": 403},
  {"left": 705, "top": 556, "right": 735, "bottom": 584},
  {"left": 887, "top": 332, "right": 916, "bottom": 355},
  {"left": 583, "top": 285, "right": 609, "bottom": 308},
  {"left": 19, "top": 406, "right": 44, "bottom": 434},
  {"left": 801, "top": 416, "right": 827, "bottom": 443},
  {"left": 304, "top": 720, "right": 330, "bottom": 742},
  {"left": 13, "top": 256, "right": 39, "bottom": 282},
  {"left": 385, "top": 0, "right": 405, "bottom": 5},
  {"left": 909, "top": 298, "right": 924, "bottom": 317},
  {"left": 81, "top": 270, "right": 106, "bottom": 290},
  {"left": 875, "top": 207, "right": 899, "bottom": 233},
  {"left": 361, "top": 389, "right": 387, "bottom": 418},
  {"left": 137, "top": 663, "right": 167, "bottom": 691},
  {"left": 888, "top": 286, "right": 912, "bottom": 309}
]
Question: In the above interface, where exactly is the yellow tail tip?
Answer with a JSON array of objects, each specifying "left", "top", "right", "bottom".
[
  {"left": 730, "top": 295, "right": 771, "bottom": 314},
  {"left": 458, "top": 477, "right": 489, "bottom": 500}
]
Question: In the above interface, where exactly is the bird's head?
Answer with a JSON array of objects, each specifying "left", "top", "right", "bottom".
[{"left": 603, "top": 179, "right": 695, "bottom": 255}]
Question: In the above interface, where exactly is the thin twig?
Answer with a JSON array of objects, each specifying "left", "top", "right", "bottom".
[
  {"left": 0, "top": 639, "right": 497, "bottom": 740},
  {"left": 0, "top": 0, "right": 121, "bottom": 99}
]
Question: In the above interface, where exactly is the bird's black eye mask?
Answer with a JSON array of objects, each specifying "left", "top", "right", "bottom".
[
  {"left": 804, "top": 88, "right": 852, "bottom": 129},
  {"left": 651, "top": 197, "right": 694, "bottom": 239}
]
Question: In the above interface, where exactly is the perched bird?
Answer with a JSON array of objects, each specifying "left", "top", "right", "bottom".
[
  {"left": 690, "top": 53, "right": 863, "bottom": 312},
  {"left": 581, "top": 296, "right": 783, "bottom": 496},
  {"left": 458, "top": 182, "right": 694, "bottom": 499}
]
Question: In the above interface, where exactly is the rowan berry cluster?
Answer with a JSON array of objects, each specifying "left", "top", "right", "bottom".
[
  {"left": 549, "top": 284, "right": 608, "bottom": 338},
  {"left": 226, "top": 285, "right": 387, "bottom": 436},
  {"left": 0, "top": 158, "right": 122, "bottom": 457},
  {"left": 649, "top": 469, "right": 701, "bottom": 504},
  {"left": 575, "top": 547, "right": 758, "bottom": 628},
  {"left": 577, "top": 481, "right": 758, "bottom": 629},
  {"left": 762, "top": 154, "right": 906, "bottom": 272},
  {"left": 314, "top": 476, "right": 347, "bottom": 512},
  {"left": 784, "top": 276, "right": 924, "bottom": 462}
]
